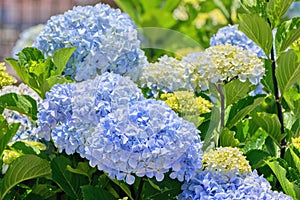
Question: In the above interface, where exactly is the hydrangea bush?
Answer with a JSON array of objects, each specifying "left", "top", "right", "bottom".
[{"left": 1, "top": 1, "right": 300, "bottom": 200}]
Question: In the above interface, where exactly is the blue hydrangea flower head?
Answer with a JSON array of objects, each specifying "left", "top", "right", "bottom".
[
  {"left": 178, "top": 170, "right": 293, "bottom": 200},
  {"left": 0, "top": 84, "right": 41, "bottom": 142},
  {"left": 36, "top": 72, "right": 144, "bottom": 155},
  {"left": 83, "top": 99, "right": 203, "bottom": 184},
  {"left": 33, "top": 3, "right": 147, "bottom": 82},
  {"left": 210, "top": 24, "right": 266, "bottom": 58}
]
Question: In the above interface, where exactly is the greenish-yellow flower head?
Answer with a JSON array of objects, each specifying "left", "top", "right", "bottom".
[
  {"left": 202, "top": 146, "right": 251, "bottom": 174},
  {"left": 0, "top": 62, "right": 17, "bottom": 89},
  {"left": 292, "top": 137, "right": 300, "bottom": 151},
  {"left": 160, "top": 91, "right": 212, "bottom": 126},
  {"left": 2, "top": 149, "right": 22, "bottom": 164}
]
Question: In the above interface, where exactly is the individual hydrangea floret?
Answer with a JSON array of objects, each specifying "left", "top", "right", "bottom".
[
  {"left": 83, "top": 99, "right": 203, "bottom": 184},
  {"left": 202, "top": 146, "right": 251, "bottom": 175},
  {"left": 36, "top": 72, "right": 144, "bottom": 155},
  {"left": 0, "top": 83, "right": 41, "bottom": 142},
  {"left": 210, "top": 24, "right": 265, "bottom": 58},
  {"left": 33, "top": 3, "right": 147, "bottom": 82},
  {"left": 183, "top": 44, "right": 265, "bottom": 90},
  {"left": 178, "top": 170, "right": 293, "bottom": 200},
  {"left": 0, "top": 62, "right": 17, "bottom": 88},
  {"left": 139, "top": 55, "right": 200, "bottom": 97},
  {"left": 12, "top": 24, "right": 45, "bottom": 58}
]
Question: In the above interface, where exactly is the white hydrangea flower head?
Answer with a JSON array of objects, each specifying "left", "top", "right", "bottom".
[{"left": 139, "top": 55, "right": 200, "bottom": 97}]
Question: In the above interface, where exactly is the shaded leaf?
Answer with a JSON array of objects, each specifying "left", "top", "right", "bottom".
[
  {"left": 246, "top": 149, "right": 269, "bottom": 168},
  {"left": 81, "top": 185, "right": 117, "bottom": 200},
  {"left": 252, "top": 112, "right": 285, "bottom": 145},
  {"left": 51, "top": 156, "right": 88, "bottom": 199},
  {"left": 219, "top": 128, "right": 239, "bottom": 147},
  {"left": 0, "top": 116, "right": 20, "bottom": 156},
  {"left": 265, "top": 159, "right": 300, "bottom": 199}
]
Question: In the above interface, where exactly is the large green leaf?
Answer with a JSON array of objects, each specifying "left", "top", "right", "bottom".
[
  {"left": 0, "top": 93, "right": 37, "bottom": 120},
  {"left": 81, "top": 186, "right": 117, "bottom": 200},
  {"left": 0, "top": 155, "right": 51, "bottom": 199},
  {"left": 265, "top": 159, "right": 300, "bottom": 199},
  {"left": 162, "top": 0, "right": 181, "bottom": 11},
  {"left": 224, "top": 79, "right": 253, "bottom": 106},
  {"left": 275, "top": 17, "right": 300, "bottom": 54},
  {"left": 252, "top": 112, "right": 285, "bottom": 145},
  {"left": 140, "top": 9, "right": 177, "bottom": 28},
  {"left": 226, "top": 96, "right": 264, "bottom": 129},
  {"left": 51, "top": 156, "right": 89, "bottom": 199},
  {"left": 267, "top": 0, "right": 294, "bottom": 28},
  {"left": 276, "top": 50, "right": 300, "bottom": 96},
  {"left": 238, "top": 13, "right": 273, "bottom": 57}
]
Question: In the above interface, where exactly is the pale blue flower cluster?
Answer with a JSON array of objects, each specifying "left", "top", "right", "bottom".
[
  {"left": 178, "top": 170, "right": 293, "bottom": 200},
  {"left": 0, "top": 84, "right": 42, "bottom": 142},
  {"left": 37, "top": 72, "right": 203, "bottom": 184},
  {"left": 36, "top": 72, "right": 143, "bottom": 155},
  {"left": 83, "top": 99, "right": 203, "bottom": 184},
  {"left": 33, "top": 3, "right": 147, "bottom": 82},
  {"left": 210, "top": 24, "right": 266, "bottom": 58}
]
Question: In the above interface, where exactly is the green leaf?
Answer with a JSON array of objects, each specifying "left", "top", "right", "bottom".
[
  {"left": 238, "top": 13, "right": 273, "bottom": 57},
  {"left": 285, "top": 147, "right": 300, "bottom": 174},
  {"left": 81, "top": 185, "right": 117, "bottom": 200},
  {"left": 275, "top": 17, "right": 300, "bottom": 54},
  {"left": 26, "top": 184, "right": 59, "bottom": 200},
  {"left": 66, "top": 161, "right": 96, "bottom": 183},
  {"left": 4, "top": 58, "right": 29, "bottom": 83},
  {"left": 265, "top": 136, "right": 279, "bottom": 157},
  {"left": 276, "top": 50, "right": 300, "bottom": 96},
  {"left": 246, "top": 149, "right": 269, "bottom": 168},
  {"left": 0, "top": 93, "right": 37, "bottom": 120},
  {"left": 252, "top": 112, "right": 285, "bottom": 145},
  {"left": 224, "top": 79, "right": 253, "bottom": 106},
  {"left": 243, "top": 128, "right": 268, "bottom": 152},
  {"left": 17, "top": 47, "right": 44, "bottom": 63},
  {"left": 0, "top": 155, "right": 51, "bottom": 199},
  {"left": 267, "top": 0, "right": 294, "bottom": 28},
  {"left": 261, "top": 59, "right": 275, "bottom": 95},
  {"left": 142, "top": 176, "right": 182, "bottom": 200},
  {"left": 52, "top": 47, "right": 76, "bottom": 76},
  {"left": 265, "top": 159, "right": 300, "bottom": 199},
  {"left": 219, "top": 128, "right": 239, "bottom": 147},
  {"left": 51, "top": 156, "right": 88, "bottom": 199},
  {"left": 0, "top": 117, "right": 20, "bottom": 156},
  {"left": 109, "top": 176, "right": 133, "bottom": 199},
  {"left": 226, "top": 96, "right": 264, "bottom": 129}
]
